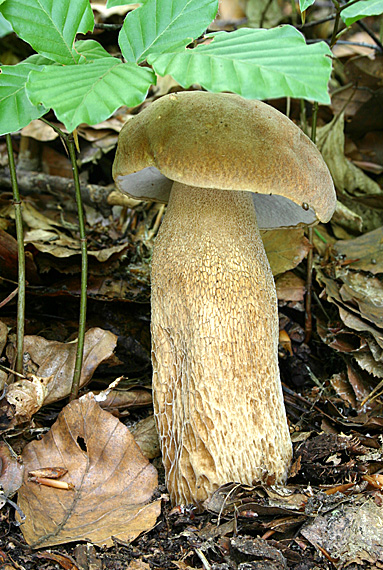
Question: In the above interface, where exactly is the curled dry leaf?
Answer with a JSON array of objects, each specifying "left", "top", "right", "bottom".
[
  {"left": 96, "top": 388, "right": 153, "bottom": 413},
  {"left": 6, "top": 374, "right": 52, "bottom": 424},
  {"left": 17, "top": 393, "right": 161, "bottom": 548},
  {"left": 28, "top": 467, "right": 68, "bottom": 479},
  {"left": 23, "top": 327, "right": 117, "bottom": 404}
]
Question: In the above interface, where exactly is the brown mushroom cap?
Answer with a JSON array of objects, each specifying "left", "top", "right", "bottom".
[{"left": 113, "top": 91, "right": 336, "bottom": 229}]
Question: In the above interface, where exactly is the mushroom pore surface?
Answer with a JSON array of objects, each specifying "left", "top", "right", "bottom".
[{"left": 151, "top": 182, "right": 292, "bottom": 506}]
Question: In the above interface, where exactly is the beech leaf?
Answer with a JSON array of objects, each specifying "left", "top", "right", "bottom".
[{"left": 17, "top": 393, "right": 161, "bottom": 548}]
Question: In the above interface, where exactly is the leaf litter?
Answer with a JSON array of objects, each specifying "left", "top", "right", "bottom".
[
  {"left": 17, "top": 393, "right": 161, "bottom": 548},
  {"left": 2, "top": 4, "right": 383, "bottom": 569}
]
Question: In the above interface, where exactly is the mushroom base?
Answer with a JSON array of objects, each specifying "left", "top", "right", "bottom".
[{"left": 151, "top": 183, "right": 292, "bottom": 506}]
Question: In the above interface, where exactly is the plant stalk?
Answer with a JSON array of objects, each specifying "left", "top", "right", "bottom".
[
  {"left": 304, "top": 101, "right": 318, "bottom": 344},
  {"left": 6, "top": 134, "right": 25, "bottom": 375},
  {"left": 40, "top": 119, "right": 88, "bottom": 400},
  {"left": 67, "top": 135, "right": 88, "bottom": 401}
]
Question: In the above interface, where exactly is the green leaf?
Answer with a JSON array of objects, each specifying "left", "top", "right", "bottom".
[
  {"left": 106, "top": 0, "right": 142, "bottom": 6},
  {"left": 119, "top": 0, "right": 218, "bottom": 63},
  {"left": 25, "top": 54, "right": 57, "bottom": 66},
  {"left": 341, "top": 0, "right": 383, "bottom": 25},
  {"left": 75, "top": 39, "right": 114, "bottom": 61},
  {"left": 0, "top": 0, "right": 94, "bottom": 64},
  {"left": 299, "top": 0, "right": 315, "bottom": 10},
  {"left": 148, "top": 26, "right": 332, "bottom": 103},
  {"left": 27, "top": 59, "right": 155, "bottom": 132},
  {"left": 0, "top": 61, "right": 47, "bottom": 135},
  {"left": 0, "top": 12, "right": 12, "bottom": 37}
]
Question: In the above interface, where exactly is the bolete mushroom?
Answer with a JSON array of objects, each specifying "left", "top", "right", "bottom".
[{"left": 113, "top": 91, "right": 336, "bottom": 506}]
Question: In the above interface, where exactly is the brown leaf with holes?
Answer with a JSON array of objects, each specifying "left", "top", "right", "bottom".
[{"left": 17, "top": 393, "right": 161, "bottom": 548}]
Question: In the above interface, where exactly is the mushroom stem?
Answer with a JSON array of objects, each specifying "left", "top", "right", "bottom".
[{"left": 151, "top": 182, "right": 292, "bottom": 506}]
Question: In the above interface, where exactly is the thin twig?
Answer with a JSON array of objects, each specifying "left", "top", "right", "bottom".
[
  {"left": 307, "top": 38, "right": 382, "bottom": 50},
  {"left": 356, "top": 19, "right": 383, "bottom": 51},
  {"left": 260, "top": 0, "right": 274, "bottom": 28},
  {"left": 299, "top": 14, "right": 336, "bottom": 28}
]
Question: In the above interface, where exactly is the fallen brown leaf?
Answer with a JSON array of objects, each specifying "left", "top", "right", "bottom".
[
  {"left": 22, "top": 327, "right": 118, "bottom": 404},
  {"left": 17, "top": 393, "right": 161, "bottom": 548},
  {"left": 130, "top": 415, "right": 160, "bottom": 459},
  {"left": 0, "top": 441, "right": 24, "bottom": 496},
  {"left": 261, "top": 228, "right": 310, "bottom": 276},
  {"left": 301, "top": 499, "right": 383, "bottom": 568},
  {"left": 36, "top": 551, "right": 79, "bottom": 569}
]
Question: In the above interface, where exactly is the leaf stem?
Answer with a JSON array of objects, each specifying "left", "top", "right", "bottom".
[{"left": 6, "top": 134, "right": 25, "bottom": 375}]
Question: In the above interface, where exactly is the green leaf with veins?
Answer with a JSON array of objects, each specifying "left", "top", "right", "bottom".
[
  {"left": 75, "top": 40, "right": 114, "bottom": 62},
  {"left": 0, "top": 0, "right": 94, "bottom": 64},
  {"left": 0, "top": 59, "right": 48, "bottom": 135},
  {"left": 299, "top": 0, "right": 315, "bottom": 11},
  {"left": 119, "top": 0, "right": 218, "bottom": 63},
  {"left": 149, "top": 26, "right": 332, "bottom": 104},
  {"left": 341, "top": 0, "right": 383, "bottom": 25},
  {"left": 27, "top": 59, "right": 155, "bottom": 132}
]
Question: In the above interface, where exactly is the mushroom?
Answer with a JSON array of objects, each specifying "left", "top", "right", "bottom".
[{"left": 113, "top": 91, "right": 336, "bottom": 506}]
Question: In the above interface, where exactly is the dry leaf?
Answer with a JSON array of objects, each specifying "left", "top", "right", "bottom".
[
  {"left": 22, "top": 327, "right": 117, "bottom": 404},
  {"left": 36, "top": 551, "right": 78, "bottom": 569},
  {"left": 125, "top": 562, "right": 151, "bottom": 570},
  {"left": 0, "top": 441, "right": 24, "bottom": 497},
  {"left": 301, "top": 500, "right": 383, "bottom": 568},
  {"left": 21, "top": 120, "right": 60, "bottom": 141},
  {"left": 316, "top": 115, "right": 383, "bottom": 232},
  {"left": 275, "top": 272, "right": 305, "bottom": 302},
  {"left": 97, "top": 389, "right": 153, "bottom": 412},
  {"left": 317, "top": 114, "right": 382, "bottom": 198},
  {"left": 334, "top": 226, "right": 383, "bottom": 275},
  {"left": 18, "top": 393, "right": 161, "bottom": 548},
  {"left": 130, "top": 416, "right": 161, "bottom": 460},
  {"left": 91, "top": 2, "right": 139, "bottom": 17},
  {"left": 0, "top": 320, "right": 8, "bottom": 355},
  {"left": 330, "top": 372, "right": 357, "bottom": 408},
  {"left": 261, "top": 228, "right": 310, "bottom": 276},
  {"left": 6, "top": 374, "right": 52, "bottom": 423}
]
